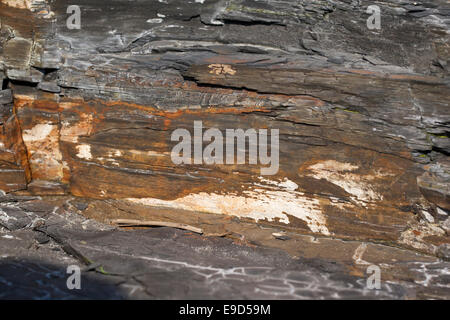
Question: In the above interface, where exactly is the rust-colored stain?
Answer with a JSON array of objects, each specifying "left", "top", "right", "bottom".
[
  {"left": 100, "top": 100, "right": 270, "bottom": 119},
  {"left": 14, "top": 94, "right": 82, "bottom": 112},
  {"left": 14, "top": 95, "right": 272, "bottom": 119},
  {"left": 163, "top": 118, "right": 172, "bottom": 130},
  {"left": 0, "top": 113, "right": 31, "bottom": 182},
  {"left": 388, "top": 74, "right": 441, "bottom": 83}
]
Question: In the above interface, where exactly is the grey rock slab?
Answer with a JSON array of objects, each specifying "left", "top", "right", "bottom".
[
  {"left": 0, "top": 258, "right": 125, "bottom": 299},
  {"left": 37, "top": 81, "right": 61, "bottom": 93},
  {"left": 0, "top": 206, "right": 32, "bottom": 230},
  {"left": 442, "top": 217, "right": 450, "bottom": 235},
  {"left": 437, "top": 244, "right": 450, "bottom": 261},
  {"left": 5, "top": 68, "right": 44, "bottom": 83},
  {"left": 64, "top": 227, "right": 409, "bottom": 299},
  {"left": 0, "top": 197, "right": 448, "bottom": 299}
]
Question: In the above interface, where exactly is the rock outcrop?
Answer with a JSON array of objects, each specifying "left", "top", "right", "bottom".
[{"left": 0, "top": 0, "right": 449, "bottom": 259}]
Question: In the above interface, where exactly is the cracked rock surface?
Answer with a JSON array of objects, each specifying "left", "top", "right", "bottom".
[
  {"left": 0, "top": 0, "right": 449, "bottom": 299},
  {"left": 1, "top": 194, "right": 449, "bottom": 299}
]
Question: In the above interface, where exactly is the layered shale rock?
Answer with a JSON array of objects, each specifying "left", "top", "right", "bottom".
[
  {"left": 1, "top": 193, "right": 449, "bottom": 299},
  {"left": 0, "top": 0, "right": 449, "bottom": 257}
]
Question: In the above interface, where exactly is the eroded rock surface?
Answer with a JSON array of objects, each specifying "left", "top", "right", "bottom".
[
  {"left": 0, "top": 0, "right": 449, "bottom": 298},
  {"left": 1, "top": 194, "right": 449, "bottom": 299}
]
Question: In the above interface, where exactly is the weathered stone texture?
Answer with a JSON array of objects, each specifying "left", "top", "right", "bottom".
[{"left": 0, "top": 0, "right": 449, "bottom": 256}]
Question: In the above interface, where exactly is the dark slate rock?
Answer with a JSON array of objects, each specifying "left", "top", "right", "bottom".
[
  {"left": 0, "top": 207, "right": 31, "bottom": 230},
  {"left": 34, "top": 231, "right": 51, "bottom": 244},
  {"left": 37, "top": 81, "right": 61, "bottom": 93},
  {"left": 437, "top": 244, "right": 450, "bottom": 261}
]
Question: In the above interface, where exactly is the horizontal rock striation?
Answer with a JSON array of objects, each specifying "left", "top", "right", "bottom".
[{"left": 0, "top": 0, "right": 449, "bottom": 256}]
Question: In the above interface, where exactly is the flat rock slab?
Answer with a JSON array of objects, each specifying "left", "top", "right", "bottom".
[
  {"left": 0, "top": 0, "right": 449, "bottom": 255},
  {"left": 59, "top": 227, "right": 409, "bottom": 299},
  {"left": 0, "top": 195, "right": 449, "bottom": 299},
  {"left": 0, "top": 227, "right": 406, "bottom": 300}
]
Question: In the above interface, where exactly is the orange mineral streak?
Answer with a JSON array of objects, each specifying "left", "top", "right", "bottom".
[
  {"left": 14, "top": 95, "right": 84, "bottom": 112},
  {"left": 388, "top": 74, "right": 441, "bottom": 83},
  {"left": 2, "top": 115, "right": 32, "bottom": 182},
  {"left": 14, "top": 94, "right": 272, "bottom": 118},
  {"left": 100, "top": 100, "right": 272, "bottom": 119},
  {"left": 163, "top": 119, "right": 172, "bottom": 130},
  {"left": 12, "top": 95, "right": 275, "bottom": 184}
]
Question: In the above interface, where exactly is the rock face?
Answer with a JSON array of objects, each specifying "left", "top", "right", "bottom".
[
  {"left": 0, "top": 0, "right": 449, "bottom": 259},
  {"left": 1, "top": 193, "right": 449, "bottom": 299}
]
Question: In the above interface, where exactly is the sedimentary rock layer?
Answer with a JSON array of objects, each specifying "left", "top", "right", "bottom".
[{"left": 0, "top": 0, "right": 449, "bottom": 255}]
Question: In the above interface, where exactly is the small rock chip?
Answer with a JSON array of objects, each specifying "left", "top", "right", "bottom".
[
  {"left": 272, "top": 232, "right": 290, "bottom": 241},
  {"left": 436, "top": 207, "right": 449, "bottom": 217},
  {"left": 34, "top": 232, "right": 50, "bottom": 244},
  {"left": 0, "top": 207, "right": 31, "bottom": 231},
  {"left": 420, "top": 210, "right": 435, "bottom": 223},
  {"left": 31, "top": 219, "right": 45, "bottom": 229},
  {"left": 437, "top": 244, "right": 450, "bottom": 261},
  {"left": 441, "top": 217, "right": 450, "bottom": 235},
  {"left": 72, "top": 201, "right": 89, "bottom": 211},
  {"left": 37, "top": 81, "right": 61, "bottom": 93},
  {"left": 327, "top": 56, "right": 345, "bottom": 64}
]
